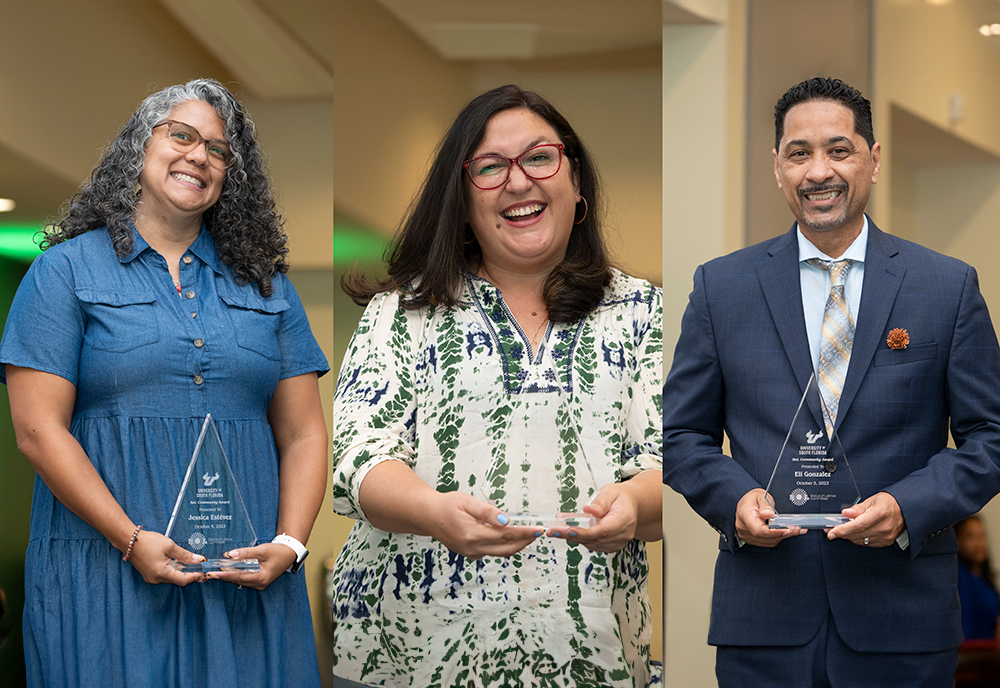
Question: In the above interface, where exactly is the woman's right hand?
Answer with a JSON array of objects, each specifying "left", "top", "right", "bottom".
[
  {"left": 358, "top": 460, "right": 538, "bottom": 559},
  {"left": 125, "top": 529, "right": 207, "bottom": 586},
  {"left": 420, "top": 490, "right": 538, "bottom": 559}
]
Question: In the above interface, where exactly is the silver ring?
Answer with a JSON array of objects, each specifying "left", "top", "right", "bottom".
[{"left": 863, "top": 537, "right": 870, "bottom": 546}]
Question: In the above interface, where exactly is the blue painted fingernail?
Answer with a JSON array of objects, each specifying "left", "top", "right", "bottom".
[
  {"left": 497, "top": 513, "right": 509, "bottom": 525},
  {"left": 569, "top": 532, "right": 577, "bottom": 537},
  {"left": 534, "top": 531, "right": 542, "bottom": 537}
]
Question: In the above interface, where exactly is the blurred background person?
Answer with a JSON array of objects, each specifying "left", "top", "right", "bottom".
[{"left": 956, "top": 515, "right": 1000, "bottom": 643}]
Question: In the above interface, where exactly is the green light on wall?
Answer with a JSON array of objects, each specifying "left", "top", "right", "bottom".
[
  {"left": 334, "top": 222, "right": 388, "bottom": 265},
  {"left": 0, "top": 225, "right": 43, "bottom": 262}
]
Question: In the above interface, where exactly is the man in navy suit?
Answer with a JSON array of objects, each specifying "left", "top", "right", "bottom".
[{"left": 663, "top": 77, "right": 1000, "bottom": 685}]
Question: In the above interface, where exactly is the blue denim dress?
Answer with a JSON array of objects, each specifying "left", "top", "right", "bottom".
[{"left": 0, "top": 226, "right": 328, "bottom": 688}]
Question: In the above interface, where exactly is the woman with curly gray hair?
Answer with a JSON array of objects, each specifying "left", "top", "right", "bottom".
[{"left": 0, "top": 78, "right": 328, "bottom": 687}]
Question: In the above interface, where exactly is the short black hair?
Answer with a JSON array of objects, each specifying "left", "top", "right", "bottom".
[{"left": 774, "top": 77, "right": 875, "bottom": 152}]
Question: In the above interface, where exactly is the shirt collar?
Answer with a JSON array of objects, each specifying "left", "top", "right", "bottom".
[
  {"left": 797, "top": 214, "right": 868, "bottom": 264},
  {"left": 119, "top": 221, "right": 224, "bottom": 274},
  {"left": 118, "top": 222, "right": 150, "bottom": 264},
  {"left": 186, "top": 224, "right": 225, "bottom": 275}
]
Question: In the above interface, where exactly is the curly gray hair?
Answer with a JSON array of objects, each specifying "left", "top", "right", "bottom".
[{"left": 43, "top": 78, "right": 288, "bottom": 296}]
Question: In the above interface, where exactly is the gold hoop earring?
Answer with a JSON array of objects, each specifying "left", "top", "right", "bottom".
[
  {"left": 574, "top": 197, "right": 588, "bottom": 225},
  {"left": 134, "top": 182, "right": 142, "bottom": 197}
]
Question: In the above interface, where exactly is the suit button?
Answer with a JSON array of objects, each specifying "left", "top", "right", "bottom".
[
  {"left": 194, "top": 338, "right": 204, "bottom": 348},
  {"left": 193, "top": 374, "right": 204, "bottom": 385}
]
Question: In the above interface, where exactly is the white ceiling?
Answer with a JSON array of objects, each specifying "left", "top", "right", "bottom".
[
  {"left": 159, "top": 0, "right": 333, "bottom": 99},
  {"left": 376, "top": 0, "right": 666, "bottom": 61}
]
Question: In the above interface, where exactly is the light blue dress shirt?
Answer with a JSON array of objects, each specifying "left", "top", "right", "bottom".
[{"left": 798, "top": 215, "right": 868, "bottom": 372}]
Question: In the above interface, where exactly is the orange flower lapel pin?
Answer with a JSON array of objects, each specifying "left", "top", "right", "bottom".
[{"left": 886, "top": 328, "right": 909, "bottom": 350}]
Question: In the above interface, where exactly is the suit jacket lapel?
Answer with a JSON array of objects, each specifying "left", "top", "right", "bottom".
[
  {"left": 757, "top": 226, "right": 817, "bottom": 416},
  {"left": 837, "top": 220, "right": 905, "bottom": 430}
]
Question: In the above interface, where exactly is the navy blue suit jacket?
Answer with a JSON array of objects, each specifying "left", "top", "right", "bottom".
[{"left": 663, "top": 220, "right": 1000, "bottom": 652}]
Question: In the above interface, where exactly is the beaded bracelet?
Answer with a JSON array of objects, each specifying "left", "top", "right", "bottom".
[{"left": 122, "top": 525, "right": 143, "bottom": 562}]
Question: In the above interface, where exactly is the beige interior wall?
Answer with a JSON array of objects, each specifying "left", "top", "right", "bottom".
[
  {"left": 874, "top": 0, "right": 1000, "bottom": 579},
  {"left": 662, "top": 3, "right": 744, "bottom": 683},
  {"left": 874, "top": 0, "right": 1000, "bottom": 235},
  {"left": 332, "top": 0, "right": 471, "bottom": 236},
  {"left": 874, "top": 1, "right": 1000, "bottom": 160},
  {"left": 745, "top": 0, "right": 872, "bottom": 247},
  {"left": 248, "top": 100, "right": 333, "bottom": 266},
  {"left": 899, "top": 160, "right": 1000, "bottom": 562},
  {"left": 0, "top": 1, "right": 232, "bottom": 187}
]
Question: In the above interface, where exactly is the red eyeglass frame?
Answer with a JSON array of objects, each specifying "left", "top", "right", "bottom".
[{"left": 463, "top": 143, "right": 565, "bottom": 190}]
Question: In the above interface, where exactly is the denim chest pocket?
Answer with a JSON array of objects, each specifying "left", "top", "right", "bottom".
[
  {"left": 219, "top": 294, "right": 289, "bottom": 360},
  {"left": 76, "top": 289, "right": 160, "bottom": 353}
]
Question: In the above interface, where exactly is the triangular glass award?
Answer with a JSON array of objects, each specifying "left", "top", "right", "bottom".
[
  {"left": 165, "top": 414, "right": 260, "bottom": 571},
  {"left": 765, "top": 372, "right": 861, "bottom": 529},
  {"left": 478, "top": 345, "right": 598, "bottom": 529}
]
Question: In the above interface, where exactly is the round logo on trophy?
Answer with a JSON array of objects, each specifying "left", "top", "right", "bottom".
[
  {"left": 789, "top": 488, "right": 809, "bottom": 506},
  {"left": 188, "top": 532, "right": 208, "bottom": 551}
]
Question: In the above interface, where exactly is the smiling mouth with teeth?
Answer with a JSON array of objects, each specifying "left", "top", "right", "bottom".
[
  {"left": 501, "top": 203, "right": 546, "bottom": 220},
  {"left": 171, "top": 172, "right": 206, "bottom": 189},
  {"left": 803, "top": 190, "right": 842, "bottom": 201}
]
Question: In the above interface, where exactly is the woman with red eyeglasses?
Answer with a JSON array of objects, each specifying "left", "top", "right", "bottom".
[
  {"left": 0, "top": 79, "right": 328, "bottom": 687},
  {"left": 333, "top": 84, "right": 663, "bottom": 687}
]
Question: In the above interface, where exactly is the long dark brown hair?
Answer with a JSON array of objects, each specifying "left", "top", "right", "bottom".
[{"left": 342, "top": 84, "right": 612, "bottom": 324}]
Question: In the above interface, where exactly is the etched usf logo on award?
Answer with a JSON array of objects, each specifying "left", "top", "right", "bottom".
[
  {"left": 478, "top": 346, "right": 598, "bottom": 529},
  {"left": 765, "top": 373, "right": 861, "bottom": 529},
  {"left": 165, "top": 414, "right": 260, "bottom": 571}
]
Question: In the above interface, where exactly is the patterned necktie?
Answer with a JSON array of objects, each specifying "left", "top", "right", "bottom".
[{"left": 807, "top": 258, "right": 855, "bottom": 437}]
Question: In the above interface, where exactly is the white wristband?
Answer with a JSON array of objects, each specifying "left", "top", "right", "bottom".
[{"left": 272, "top": 533, "right": 308, "bottom": 573}]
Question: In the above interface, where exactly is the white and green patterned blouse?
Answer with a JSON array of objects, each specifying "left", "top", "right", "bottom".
[{"left": 333, "top": 269, "right": 663, "bottom": 688}]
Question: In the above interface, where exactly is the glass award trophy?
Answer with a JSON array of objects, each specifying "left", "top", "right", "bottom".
[
  {"left": 165, "top": 414, "right": 260, "bottom": 571},
  {"left": 478, "top": 347, "right": 598, "bottom": 529},
  {"left": 765, "top": 373, "right": 861, "bottom": 529}
]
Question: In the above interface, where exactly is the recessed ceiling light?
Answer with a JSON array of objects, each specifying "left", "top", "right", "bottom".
[{"left": 0, "top": 199, "right": 15, "bottom": 212}]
